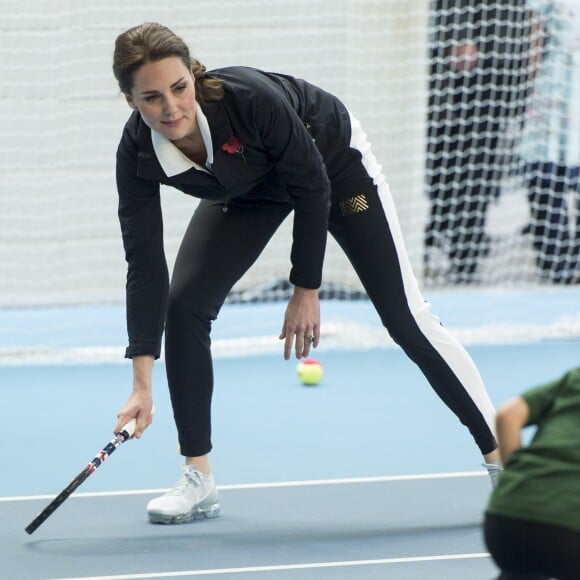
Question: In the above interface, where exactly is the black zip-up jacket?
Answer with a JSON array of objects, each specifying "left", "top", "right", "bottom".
[{"left": 116, "top": 66, "right": 352, "bottom": 357}]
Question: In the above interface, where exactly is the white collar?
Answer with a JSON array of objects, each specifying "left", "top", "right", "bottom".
[{"left": 151, "top": 102, "right": 214, "bottom": 177}]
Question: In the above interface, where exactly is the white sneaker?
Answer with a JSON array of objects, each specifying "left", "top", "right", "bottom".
[
  {"left": 482, "top": 462, "right": 503, "bottom": 489},
  {"left": 147, "top": 465, "right": 220, "bottom": 524}
]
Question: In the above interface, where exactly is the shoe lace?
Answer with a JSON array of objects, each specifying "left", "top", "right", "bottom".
[{"left": 166, "top": 469, "right": 202, "bottom": 497}]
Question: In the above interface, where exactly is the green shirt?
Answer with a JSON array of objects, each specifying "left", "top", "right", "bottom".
[{"left": 486, "top": 367, "right": 580, "bottom": 533}]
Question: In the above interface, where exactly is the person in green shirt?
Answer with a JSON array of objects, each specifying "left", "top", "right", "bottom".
[{"left": 484, "top": 367, "right": 580, "bottom": 579}]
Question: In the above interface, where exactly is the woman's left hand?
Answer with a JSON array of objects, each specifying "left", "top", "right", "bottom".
[{"left": 279, "top": 286, "right": 320, "bottom": 360}]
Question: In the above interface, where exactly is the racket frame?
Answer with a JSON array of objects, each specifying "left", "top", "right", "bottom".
[{"left": 25, "top": 419, "right": 136, "bottom": 535}]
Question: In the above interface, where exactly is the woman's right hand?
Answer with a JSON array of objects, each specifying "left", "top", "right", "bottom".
[
  {"left": 114, "top": 390, "right": 154, "bottom": 439},
  {"left": 114, "top": 355, "right": 155, "bottom": 438}
]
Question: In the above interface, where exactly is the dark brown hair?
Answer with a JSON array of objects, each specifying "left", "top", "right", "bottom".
[{"left": 112, "top": 23, "right": 224, "bottom": 104}]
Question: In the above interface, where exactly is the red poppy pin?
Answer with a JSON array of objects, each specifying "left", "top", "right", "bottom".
[{"left": 221, "top": 136, "right": 243, "bottom": 155}]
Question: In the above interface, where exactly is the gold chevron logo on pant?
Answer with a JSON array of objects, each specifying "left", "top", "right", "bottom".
[{"left": 340, "top": 194, "right": 369, "bottom": 216}]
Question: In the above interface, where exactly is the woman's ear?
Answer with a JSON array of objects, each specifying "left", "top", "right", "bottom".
[{"left": 124, "top": 93, "right": 137, "bottom": 109}]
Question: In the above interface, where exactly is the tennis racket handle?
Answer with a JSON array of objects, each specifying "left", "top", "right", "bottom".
[{"left": 119, "top": 418, "right": 137, "bottom": 438}]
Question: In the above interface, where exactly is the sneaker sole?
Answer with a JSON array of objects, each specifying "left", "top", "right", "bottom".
[{"left": 148, "top": 502, "right": 221, "bottom": 525}]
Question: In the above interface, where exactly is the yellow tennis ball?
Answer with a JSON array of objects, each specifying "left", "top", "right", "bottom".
[{"left": 296, "top": 358, "right": 323, "bottom": 386}]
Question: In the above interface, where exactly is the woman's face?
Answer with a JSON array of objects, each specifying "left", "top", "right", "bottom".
[{"left": 125, "top": 57, "right": 198, "bottom": 142}]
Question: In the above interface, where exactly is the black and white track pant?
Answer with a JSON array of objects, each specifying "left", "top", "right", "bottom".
[{"left": 165, "top": 113, "right": 498, "bottom": 458}]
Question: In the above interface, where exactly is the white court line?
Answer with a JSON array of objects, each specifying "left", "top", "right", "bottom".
[
  {"left": 1, "top": 471, "right": 485, "bottom": 502},
  {"left": 48, "top": 553, "right": 491, "bottom": 580}
]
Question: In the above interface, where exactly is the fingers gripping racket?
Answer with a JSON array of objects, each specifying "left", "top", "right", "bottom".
[{"left": 25, "top": 418, "right": 137, "bottom": 535}]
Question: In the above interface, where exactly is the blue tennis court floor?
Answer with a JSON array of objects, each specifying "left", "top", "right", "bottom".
[
  {"left": 5, "top": 474, "right": 496, "bottom": 579},
  {"left": 1, "top": 291, "right": 579, "bottom": 578}
]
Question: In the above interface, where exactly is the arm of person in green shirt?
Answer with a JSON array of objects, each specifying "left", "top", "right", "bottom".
[{"left": 495, "top": 396, "right": 530, "bottom": 464}]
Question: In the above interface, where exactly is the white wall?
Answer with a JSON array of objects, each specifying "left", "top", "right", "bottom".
[{"left": 0, "top": 0, "right": 429, "bottom": 306}]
